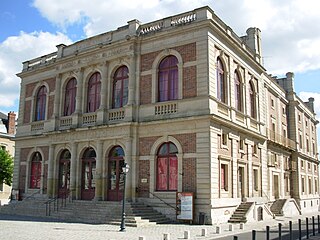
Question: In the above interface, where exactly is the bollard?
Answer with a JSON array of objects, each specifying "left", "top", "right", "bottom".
[
  {"left": 216, "top": 226, "right": 221, "bottom": 234},
  {"left": 184, "top": 230, "right": 190, "bottom": 239},
  {"left": 266, "top": 226, "right": 270, "bottom": 240},
  {"left": 318, "top": 215, "right": 320, "bottom": 234},
  {"left": 278, "top": 223, "right": 282, "bottom": 240},
  {"left": 312, "top": 216, "right": 315, "bottom": 236},
  {"left": 306, "top": 217, "right": 309, "bottom": 239},
  {"left": 252, "top": 230, "right": 256, "bottom": 240},
  {"left": 299, "top": 219, "right": 302, "bottom": 240},
  {"left": 240, "top": 223, "right": 244, "bottom": 230},
  {"left": 163, "top": 233, "right": 170, "bottom": 240},
  {"left": 201, "top": 228, "right": 207, "bottom": 237},
  {"left": 233, "top": 236, "right": 238, "bottom": 240},
  {"left": 289, "top": 221, "right": 292, "bottom": 240},
  {"left": 229, "top": 224, "right": 234, "bottom": 231},
  {"left": 139, "top": 237, "right": 146, "bottom": 240}
]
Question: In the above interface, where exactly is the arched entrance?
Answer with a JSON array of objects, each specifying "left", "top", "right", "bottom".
[
  {"left": 81, "top": 147, "right": 96, "bottom": 200},
  {"left": 156, "top": 142, "right": 178, "bottom": 191},
  {"left": 107, "top": 146, "right": 125, "bottom": 201},
  {"left": 58, "top": 150, "right": 71, "bottom": 197},
  {"left": 30, "top": 152, "right": 42, "bottom": 189}
]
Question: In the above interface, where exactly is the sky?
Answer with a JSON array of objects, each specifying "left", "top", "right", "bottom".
[{"left": 0, "top": 0, "right": 319, "bottom": 148}]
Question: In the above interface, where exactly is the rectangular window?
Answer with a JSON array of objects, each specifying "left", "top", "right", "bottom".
[
  {"left": 315, "top": 179, "right": 318, "bottom": 193},
  {"left": 222, "top": 133, "right": 228, "bottom": 146},
  {"left": 271, "top": 98, "right": 274, "bottom": 107},
  {"left": 309, "top": 178, "right": 312, "bottom": 194},
  {"left": 301, "top": 160, "right": 304, "bottom": 169},
  {"left": 221, "top": 164, "right": 228, "bottom": 191},
  {"left": 239, "top": 139, "right": 244, "bottom": 151},
  {"left": 299, "top": 134, "right": 303, "bottom": 149},
  {"left": 301, "top": 177, "right": 305, "bottom": 193},
  {"left": 284, "top": 175, "right": 290, "bottom": 193},
  {"left": 253, "top": 169, "right": 258, "bottom": 191}
]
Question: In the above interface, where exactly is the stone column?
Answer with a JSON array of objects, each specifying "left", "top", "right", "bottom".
[
  {"left": 247, "top": 144, "right": 253, "bottom": 197},
  {"left": 53, "top": 74, "right": 62, "bottom": 118},
  {"left": 230, "top": 136, "right": 239, "bottom": 198},
  {"left": 47, "top": 144, "right": 55, "bottom": 198},
  {"left": 97, "top": 63, "right": 108, "bottom": 125},
  {"left": 75, "top": 68, "right": 84, "bottom": 114},
  {"left": 70, "top": 142, "right": 78, "bottom": 199},
  {"left": 125, "top": 138, "right": 133, "bottom": 200},
  {"left": 128, "top": 56, "right": 136, "bottom": 105},
  {"left": 95, "top": 140, "right": 103, "bottom": 201}
]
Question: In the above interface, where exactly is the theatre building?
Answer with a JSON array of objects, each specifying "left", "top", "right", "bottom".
[{"left": 11, "top": 6, "right": 319, "bottom": 224}]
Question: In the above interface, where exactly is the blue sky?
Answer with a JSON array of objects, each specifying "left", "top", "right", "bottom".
[{"left": 0, "top": 0, "right": 319, "bottom": 145}]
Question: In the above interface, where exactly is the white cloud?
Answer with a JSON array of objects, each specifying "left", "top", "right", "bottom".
[
  {"left": 31, "top": 0, "right": 320, "bottom": 76},
  {"left": 0, "top": 31, "right": 72, "bottom": 109}
]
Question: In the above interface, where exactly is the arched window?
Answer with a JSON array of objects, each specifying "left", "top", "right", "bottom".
[
  {"left": 87, "top": 72, "right": 101, "bottom": 112},
  {"left": 30, "top": 152, "right": 42, "bottom": 189},
  {"left": 234, "top": 71, "right": 242, "bottom": 112},
  {"left": 35, "top": 86, "right": 47, "bottom": 121},
  {"left": 216, "top": 58, "right": 226, "bottom": 103},
  {"left": 156, "top": 142, "right": 178, "bottom": 191},
  {"left": 249, "top": 81, "right": 256, "bottom": 118},
  {"left": 158, "top": 55, "right": 178, "bottom": 102},
  {"left": 112, "top": 66, "right": 129, "bottom": 108},
  {"left": 64, "top": 78, "right": 77, "bottom": 116}
]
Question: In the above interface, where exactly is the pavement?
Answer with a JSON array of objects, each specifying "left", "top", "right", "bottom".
[{"left": 1, "top": 213, "right": 320, "bottom": 240}]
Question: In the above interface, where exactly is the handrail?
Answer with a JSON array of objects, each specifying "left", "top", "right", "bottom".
[
  {"left": 45, "top": 190, "right": 72, "bottom": 216},
  {"left": 23, "top": 189, "right": 42, "bottom": 200},
  {"left": 261, "top": 190, "right": 271, "bottom": 202},
  {"left": 146, "top": 190, "right": 177, "bottom": 210}
]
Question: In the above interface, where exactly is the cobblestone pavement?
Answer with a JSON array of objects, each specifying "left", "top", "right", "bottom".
[{"left": 1, "top": 214, "right": 320, "bottom": 240}]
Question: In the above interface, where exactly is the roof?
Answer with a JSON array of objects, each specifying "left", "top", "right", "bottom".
[{"left": 0, "top": 112, "right": 7, "bottom": 120}]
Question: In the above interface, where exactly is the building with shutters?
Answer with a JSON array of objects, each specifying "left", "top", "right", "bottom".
[{"left": 13, "top": 6, "right": 318, "bottom": 224}]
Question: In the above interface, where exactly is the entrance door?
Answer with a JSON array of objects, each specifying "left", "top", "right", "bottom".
[
  {"left": 273, "top": 175, "right": 279, "bottom": 199},
  {"left": 238, "top": 167, "right": 245, "bottom": 200},
  {"left": 107, "top": 146, "right": 125, "bottom": 201},
  {"left": 81, "top": 148, "right": 96, "bottom": 200},
  {"left": 58, "top": 150, "right": 71, "bottom": 197}
]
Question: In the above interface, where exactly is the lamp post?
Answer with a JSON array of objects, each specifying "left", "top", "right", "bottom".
[{"left": 120, "top": 162, "right": 130, "bottom": 232}]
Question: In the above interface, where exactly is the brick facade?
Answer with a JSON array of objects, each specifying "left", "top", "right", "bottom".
[
  {"left": 183, "top": 66, "right": 197, "bottom": 99},
  {"left": 183, "top": 158, "right": 196, "bottom": 193},
  {"left": 23, "top": 101, "right": 31, "bottom": 124},
  {"left": 140, "top": 75, "right": 152, "bottom": 105},
  {"left": 19, "top": 165, "right": 26, "bottom": 194},
  {"left": 138, "top": 160, "right": 150, "bottom": 197}
]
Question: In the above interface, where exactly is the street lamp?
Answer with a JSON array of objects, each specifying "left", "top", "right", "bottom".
[{"left": 119, "top": 162, "right": 130, "bottom": 232}]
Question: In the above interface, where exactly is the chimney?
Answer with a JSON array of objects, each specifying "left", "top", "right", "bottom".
[
  {"left": 8, "top": 111, "right": 16, "bottom": 135},
  {"left": 242, "top": 27, "right": 263, "bottom": 64},
  {"left": 306, "top": 97, "right": 315, "bottom": 112}
]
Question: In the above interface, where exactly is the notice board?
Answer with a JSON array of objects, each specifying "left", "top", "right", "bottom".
[{"left": 176, "top": 192, "right": 194, "bottom": 221}]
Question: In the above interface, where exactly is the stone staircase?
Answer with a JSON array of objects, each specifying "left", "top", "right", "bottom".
[
  {"left": 228, "top": 202, "right": 254, "bottom": 223},
  {"left": 0, "top": 199, "right": 173, "bottom": 226},
  {"left": 270, "top": 199, "right": 286, "bottom": 216}
]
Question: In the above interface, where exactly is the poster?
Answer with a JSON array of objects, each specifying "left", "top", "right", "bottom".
[{"left": 176, "top": 192, "right": 194, "bottom": 220}]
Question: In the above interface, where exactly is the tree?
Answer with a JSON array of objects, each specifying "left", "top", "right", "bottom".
[{"left": 0, "top": 148, "right": 13, "bottom": 186}]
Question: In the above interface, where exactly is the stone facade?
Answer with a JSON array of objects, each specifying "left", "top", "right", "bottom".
[
  {"left": 13, "top": 6, "right": 319, "bottom": 224},
  {"left": 0, "top": 112, "right": 16, "bottom": 205}
]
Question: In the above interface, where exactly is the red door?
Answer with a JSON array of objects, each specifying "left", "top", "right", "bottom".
[
  {"left": 107, "top": 157, "right": 125, "bottom": 201},
  {"left": 81, "top": 158, "right": 96, "bottom": 200}
]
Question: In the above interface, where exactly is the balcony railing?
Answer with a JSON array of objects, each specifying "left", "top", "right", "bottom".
[
  {"left": 267, "top": 128, "right": 296, "bottom": 150},
  {"left": 108, "top": 109, "right": 125, "bottom": 121},
  {"left": 155, "top": 102, "right": 177, "bottom": 115},
  {"left": 60, "top": 116, "right": 72, "bottom": 127},
  {"left": 82, "top": 113, "right": 97, "bottom": 125},
  {"left": 31, "top": 121, "right": 44, "bottom": 131}
]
